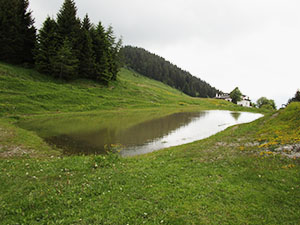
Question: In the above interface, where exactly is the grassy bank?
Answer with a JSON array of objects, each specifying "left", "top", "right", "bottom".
[{"left": 1, "top": 62, "right": 299, "bottom": 224}]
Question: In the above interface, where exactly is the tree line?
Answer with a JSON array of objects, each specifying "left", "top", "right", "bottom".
[
  {"left": 121, "top": 46, "right": 219, "bottom": 98},
  {"left": 0, "top": 0, "right": 122, "bottom": 83},
  {"left": 288, "top": 90, "right": 300, "bottom": 105}
]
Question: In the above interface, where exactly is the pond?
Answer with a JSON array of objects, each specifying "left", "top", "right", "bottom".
[{"left": 18, "top": 110, "right": 262, "bottom": 157}]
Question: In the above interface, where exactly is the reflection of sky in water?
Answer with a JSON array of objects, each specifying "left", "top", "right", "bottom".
[{"left": 120, "top": 111, "right": 262, "bottom": 157}]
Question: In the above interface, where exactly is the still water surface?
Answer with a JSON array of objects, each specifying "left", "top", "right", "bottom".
[{"left": 19, "top": 110, "right": 262, "bottom": 156}]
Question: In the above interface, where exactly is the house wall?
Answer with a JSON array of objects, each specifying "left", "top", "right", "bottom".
[{"left": 237, "top": 100, "right": 251, "bottom": 107}]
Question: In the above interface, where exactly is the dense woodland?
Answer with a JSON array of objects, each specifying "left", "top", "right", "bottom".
[
  {"left": 0, "top": 0, "right": 122, "bottom": 83},
  {"left": 121, "top": 46, "right": 219, "bottom": 98}
]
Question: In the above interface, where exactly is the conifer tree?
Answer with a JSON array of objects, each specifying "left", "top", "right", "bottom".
[
  {"left": 82, "top": 14, "right": 92, "bottom": 31},
  {"left": 35, "top": 17, "right": 59, "bottom": 75},
  {"left": 106, "top": 26, "right": 123, "bottom": 81},
  {"left": 56, "top": 0, "right": 81, "bottom": 58},
  {"left": 90, "top": 22, "right": 111, "bottom": 83},
  {"left": 0, "top": 0, "right": 36, "bottom": 64},
  {"left": 0, "top": 0, "right": 18, "bottom": 62},
  {"left": 18, "top": 0, "right": 36, "bottom": 64},
  {"left": 56, "top": 0, "right": 80, "bottom": 39},
  {"left": 52, "top": 38, "right": 79, "bottom": 80},
  {"left": 78, "top": 14, "right": 96, "bottom": 79}
]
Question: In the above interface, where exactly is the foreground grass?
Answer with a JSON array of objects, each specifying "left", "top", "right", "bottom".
[{"left": 1, "top": 104, "right": 299, "bottom": 224}]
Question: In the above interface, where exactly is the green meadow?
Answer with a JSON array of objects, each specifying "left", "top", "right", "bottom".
[{"left": 0, "top": 62, "right": 299, "bottom": 224}]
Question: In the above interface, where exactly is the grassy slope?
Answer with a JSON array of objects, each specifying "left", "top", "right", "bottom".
[
  {"left": 0, "top": 62, "right": 248, "bottom": 116},
  {"left": 0, "top": 62, "right": 299, "bottom": 224}
]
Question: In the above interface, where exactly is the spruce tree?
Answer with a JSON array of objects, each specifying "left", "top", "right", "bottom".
[
  {"left": 35, "top": 17, "right": 59, "bottom": 75},
  {"left": 56, "top": 0, "right": 81, "bottom": 56},
  {"left": 90, "top": 22, "right": 111, "bottom": 83},
  {"left": 78, "top": 14, "right": 96, "bottom": 79},
  {"left": 57, "top": 0, "right": 79, "bottom": 38},
  {"left": 106, "top": 26, "right": 123, "bottom": 81},
  {"left": 18, "top": 0, "right": 36, "bottom": 64},
  {"left": 0, "top": 0, "right": 36, "bottom": 64},
  {"left": 0, "top": 0, "right": 19, "bottom": 62},
  {"left": 52, "top": 38, "right": 79, "bottom": 80},
  {"left": 82, "top": 14, "right": 92, "bottom": 31}
]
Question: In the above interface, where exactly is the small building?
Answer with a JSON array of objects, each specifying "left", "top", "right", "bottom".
[
  {"left": 215, "top": 93, "right": 232, "bottom": 102},
  {"left": 216, "top": 93, "right": 252, "bottom": 107},
  {"left": 237, "top": 95, "right": 251, "bottom": 107}
]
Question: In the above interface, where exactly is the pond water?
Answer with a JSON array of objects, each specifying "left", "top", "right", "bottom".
[{"left": 18, "top": 110, "right": 262, "bottom": 157}]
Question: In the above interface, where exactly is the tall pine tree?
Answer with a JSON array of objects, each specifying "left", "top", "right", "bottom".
[
  {"left": 35, "top": 17, "right": 59, "bottom": 75},
  {"left": 78, "top": 14, "right": 96, "bottom": 79},
  {"left": 52, "top": 38, "right": 79, "bottom": 80},
  {"left": 90, "top": 22, "right": 111, "bottom": 83},
  {"left": 106, "top": 26, "right": 123, "bottom": 81},
  {"left": 0, "top": 0, "right": 36, "bottom": 64},
  {"left": 56, "top": 0, "right": 81, "bottom": 58}
]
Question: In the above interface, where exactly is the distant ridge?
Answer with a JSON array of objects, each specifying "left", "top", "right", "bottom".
[{"left": 121, "top": 46, "right": 220, "bottom": 98}]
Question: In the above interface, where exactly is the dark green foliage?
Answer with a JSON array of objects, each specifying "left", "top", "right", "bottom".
[
  {"left": 34, "top": 0, "right": 122, "bottom": 83},
  {"left": 90, "top": 22, "right": 111, "bottom": 83},
  {"left": 56, "top": 0, "right": 81, "bottom": 46},
  {"left": 34, "top": 17, "right": 59, "bottom": 75},
  {"left": 257, "top": 97, "right": 276, "bottom": 110},
  {"left": 121, "top": 46, "right": 219, "bottom": 98},
  {"left": 106, "top": 26, "right": 123, "bottom": 81},
  {"left": 82, "top": 14, "right": 92, "bottom": 31},
  {"left": 288, "top": 90, "right": 300, "bottom": 105},
  {"left": 78, "top": 31, "right": 96, "bottom": 79},
  {"left": 0, "top": 0, "right": 36, "bottom": 64},
  {"left": 78, "top": 15, "right": 96, "bottom": 79},
  {"left": 56, "top": 0, "right": 81, "bottom": 66},
  {"left": 51, "top": 38, "right": 79, "bottom": 80},
  {"left": 230, "top": 87, "right": 242, "bottom": 104}
]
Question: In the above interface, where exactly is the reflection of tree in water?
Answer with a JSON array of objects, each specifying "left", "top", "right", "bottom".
[
  {"left": 45, "top": 128, "right": 117, "bottom": 155},
  {"left": 45, "top": 112, "right": 207, "bottom": 155},
  {"left": 230, "top": 112, "right": 241, "bottom": 121},
  {"left": 118, "top": 112, "right": 207, "bottom": 146}
]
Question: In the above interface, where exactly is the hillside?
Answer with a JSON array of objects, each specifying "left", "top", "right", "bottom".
[
  {"left": 0, "top": 62, "right": 242, "bottom": 117},
  {"left": 121, "top": 46, "right": 219, "bottom": 98}
]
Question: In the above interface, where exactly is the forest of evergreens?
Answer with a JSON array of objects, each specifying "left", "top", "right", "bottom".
[
  {"left": 121, "top": 46, "right": 219, "bottom": 98},
  {"left": 0, "top": 0, "right": 122, "bottom": 84}
]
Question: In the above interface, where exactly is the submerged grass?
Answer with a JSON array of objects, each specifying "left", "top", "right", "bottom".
[{"left": 0, "top": 62, "right": 299, "bottom": 224}]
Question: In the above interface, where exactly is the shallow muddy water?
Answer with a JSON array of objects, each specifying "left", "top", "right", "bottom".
[{"left": 18, "top": 110, "right": 262, "bottom": 156}]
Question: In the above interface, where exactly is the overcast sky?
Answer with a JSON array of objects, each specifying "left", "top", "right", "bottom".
[{"left": 30, "top": 0, "right": 300, "bottom": 107}]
